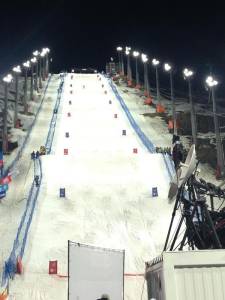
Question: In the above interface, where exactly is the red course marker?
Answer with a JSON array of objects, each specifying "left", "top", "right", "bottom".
[{"left": 49, "top": 261, "right": 58, "bottom": 275}]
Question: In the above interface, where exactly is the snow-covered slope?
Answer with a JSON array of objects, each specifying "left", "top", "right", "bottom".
[{"left": 8, "top": 74, "right": 174, "bottom": 300}]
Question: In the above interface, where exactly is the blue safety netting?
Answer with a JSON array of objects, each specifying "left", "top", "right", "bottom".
[
  {"left": 2, "top": 157, "right": 42, "bottom": 286},
  {"left": 45, "top": 74, "right": 65, "bottom": 154},
  {"left": 107, "top": 77, "right": 175, "bottom": 180},
  {"left": 1, "top": 75, "right": 64, "bottom": 289}
]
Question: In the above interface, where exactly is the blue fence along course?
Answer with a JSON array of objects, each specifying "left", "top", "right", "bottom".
[{"left": 106, "top": 77, "right": 175, "bottom": 180}]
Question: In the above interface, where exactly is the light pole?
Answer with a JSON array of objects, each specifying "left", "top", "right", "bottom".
[
  {"left": 23, "top": 61, "right": 30, "bottom": 114},
  {"left": 121, "top": 49, "right": 124, "bottom": 76},
  {"left": 2, "top": 74, "right": 13, "bottom": 153},
  {"left": 133, "top": 51, "right": 140, "bottom": 88},
  {"left": 206, "top": 76, "right": 225, "bottom": 177},
  {"left": 164, "top": 63, "right": 177, "bottom": 134},
  {"left": 30, "top": 57, "right": 37, "bottom": 101},
  {"left": 183, "top": 68, "right": 197, "bottom": 146},
  {"left": 116, "top": 46, "right": 123, "bottom": 75},
  {"left": 33, "top": 50, "right": 42, "bottom": 89},
  {"left": 40, "top": 50, "right": 46, "bottom": 82},
  {"left": 12, "top": 66, "right": 21, "bottom": 128},
  {"left": 141, "top": 53, "right": 150, "bottom": 97},
  {"left": 41, "top": 48, "right": 50, "bottom": 81},
  {"left": 152, "top": 58, "right": 160, "bottom": 104},
  {"left": 33, "top": 50, "right": 40, "bottom": 92},
  {"left": 44, "top": 47, "right": 50, "bottom": 78},
  {"left": 125, "top": 47, "right": 132, "bottom": 84}
]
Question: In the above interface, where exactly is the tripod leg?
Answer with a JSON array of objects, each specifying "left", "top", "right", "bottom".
[
  {"left": 204, "top": 204, "right": 222, "bottom": 249},
  {"left": 169, "top": 214, "right": 185, "bottom": 251},
  {"left": 164, "top": 188, "right": 182, "bottom": 251}
]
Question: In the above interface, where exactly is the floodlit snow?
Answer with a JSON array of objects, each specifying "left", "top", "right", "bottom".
[{"left": 7, "top": 74, "right": 175, "bottom": 299}]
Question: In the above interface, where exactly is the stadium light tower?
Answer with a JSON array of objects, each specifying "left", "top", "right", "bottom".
[
  {"left": 125, "top": 47, "right": 132, "bottom": 83},
  {"left": 41, "top": 49, "right": 46, "bottom": 81},
  {"left": 44, "top": 47, "right": 50, "bottom": 78},
  {"left": 12, "top": 66, "right": 21, "bottom": 128},
  {"left": 152, "top": 58, "right": 160, "bottom": 103},
  {"left": 33, "top": 50, "right": 42, "bottom": 89},
  {"left": 40, "top": 47, "right": 50, "bottom": 80},
  {"left": 116, "top": 46, "right": 123, "bottom": 75},
  {"left": 23, "top": 61, "right": 30, "bottom": 114},
  {"left": 2, "top": 74, "right": 13, "bottom": 153},
  {"left": 183, "top": 68, "right": 197, "bottom": 146},
  {"left": 142, "top": 53, "right": 150, "bottom": 96},
  {"left": 33, "top": 50, "right": 40, "bottom": 91},
  {"left": 206, "top": 75, "right": 225, "bottom": 177},
  {"left": 133, "top": 51, "right": 140, "bottom": 88},
  {"left": 30, "top": 57, "right": 37, "bottom": 101},
  {"left": 164, "top": 63, "right": 177, "bottom": 134}
]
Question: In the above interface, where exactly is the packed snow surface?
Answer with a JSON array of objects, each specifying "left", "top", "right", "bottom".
[{"left": 8, "top": 74, "right": 174, "bottom": 299}]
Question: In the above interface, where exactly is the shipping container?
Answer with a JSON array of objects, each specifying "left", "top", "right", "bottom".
[{"left": 145, "top": 250, "right": 225, "bottom": 300}]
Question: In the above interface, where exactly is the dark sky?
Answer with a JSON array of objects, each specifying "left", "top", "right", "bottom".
[{"left": 0, "top": 0, "right": 225, "bottom": 93}]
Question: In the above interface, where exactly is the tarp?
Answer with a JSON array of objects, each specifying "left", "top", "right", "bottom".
[{"left": 68, "top": 241, "right": 124, "bottom": 300}]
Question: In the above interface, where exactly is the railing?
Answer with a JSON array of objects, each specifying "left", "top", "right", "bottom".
[{"left": 45, "top": 74, "right": 65, "bottom": 154}]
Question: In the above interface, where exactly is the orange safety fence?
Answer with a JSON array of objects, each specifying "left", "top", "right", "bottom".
[
  {"left": 144, "top": 97, "right": 153, "bottom": 105},
  {"left": 127, "top": 80, "right": 133, "bottom": 87},
  {"left": 144, "top": 90, "right": 149, "bottom": 97},
  {"left": 124, "top": 273, "right": 144, "bottom": 277},
  {"left": 52, "top": 273, "right": 145, "bottom": 279},
  {"left": 168, "top": 119, "right": 180, "bottom": 129},
  {"left": 156, "top": 104, "right": 165, "bottom": 113},
  {"left": 0, "top": 290, "right": 8, "bottom": 300}
]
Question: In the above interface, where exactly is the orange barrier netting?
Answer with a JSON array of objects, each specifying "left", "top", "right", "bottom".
[
  {"left": 144, "top": 97, "right": 153, "bottom": 105},
  {"left": 0, "top": 290, "right": 8, "bottom": 300},
  {"left": 124, "top": 273, "right": 144, "bottom": 277},
  {"left": 156, "top": 104, "right": 165, "bottom": 113},
  {"left": 53, "top": 273, "right": 144, "bottom": 278},
  {"left": 127, "top": 80, "right": 133, "bottom": 87},
  {"left": 168, "top": 120, "right": 180, "bottom": 129}
]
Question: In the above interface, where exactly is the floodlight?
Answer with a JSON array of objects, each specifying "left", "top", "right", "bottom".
[
  {"left": 206, "top": 75, "right": 218, "bottom": 87},
  {"left": 183, "top": 68, "right": 193, "bottom": 78},
  {"left": 152, "top": 58, "right": 160, "bottom": 66},
  {"left": 164, "top": 63, "right": 171, "bottom": 72}
]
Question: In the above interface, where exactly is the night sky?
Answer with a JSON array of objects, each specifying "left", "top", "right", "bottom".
[{"left": 0, "top": 0, "right": 225, "bottom": 94}]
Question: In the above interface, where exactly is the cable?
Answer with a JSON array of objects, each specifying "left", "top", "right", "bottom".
[
  {"left": 140, "top": 278, "right": 146, "bottom": 300},
  {"left": 216, "top": 198, "right": 225, "bottom": 212}
]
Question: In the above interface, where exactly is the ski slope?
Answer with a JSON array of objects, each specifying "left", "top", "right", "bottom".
[{"left": 9, "top": 73, "right": 173, "bottom": 299}]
